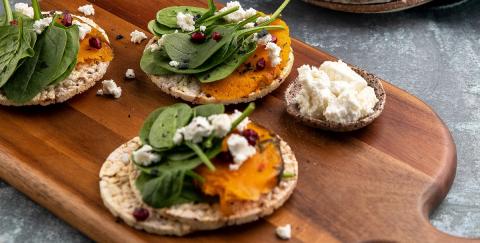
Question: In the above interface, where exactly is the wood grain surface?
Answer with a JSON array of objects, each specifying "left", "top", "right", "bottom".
[
  {"left": 0, "top": 0, "right": 473, "bottom": 242},
  {"left": 302, "top": 0, "right": 433, "bottom": 13}
]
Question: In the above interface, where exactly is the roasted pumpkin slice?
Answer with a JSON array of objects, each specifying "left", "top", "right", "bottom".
[
  {"left": 196, "top": 123, "right": 284, "bottom": 215},
  {"left": 200, "top": 18, "right": 291, "bottom": 101},
  {"left": 77, "top": 27, "right": 114, "bottom": 64}
]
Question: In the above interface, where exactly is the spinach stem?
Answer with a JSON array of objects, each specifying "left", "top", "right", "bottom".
[
  {"left": 31, "top": 0, "right": 42, "bottom": 20},
  {"left": 259, "top": 0, "right": 290, "bottom": 27},
  {"left": 186, "top": 142, "right": 216, "bottom": 171},
  {"left": 2, "top": 0, "right": 13, "bottom": 23},
  {"left": 186, "top": 170, "right": 205, "bottom": 183},
  {"left": 196, "top": 0, "right": 216, "bottom": 23},
  {"left": 236, "top": 13, "right": 259, "bottom": 28},
  {"left": 231, "top": 102, "right": 255, "bottom": 131},
  {"left": 236, "top": 25, "right": 285, "bottom": 38},
  {"left": 202, "top": 6, "right": 239, "bottom": 23}
]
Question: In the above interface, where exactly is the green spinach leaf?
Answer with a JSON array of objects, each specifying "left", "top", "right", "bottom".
[
  {"left": 0, "top": 18, "right": 36, "bottom": 88},
  {"left": 163, "top": 25, "right": 235, "bottom": 69},
  {"left": 147, "top": 20, "right": 177, "bottom": 36},
  {"left": 50, "top": 24, "right": 79, "bottom": 85},
  {"left": 197, "top": 39, "right": 257, "bottom": 83},
  {"left": 193, "top": 103, "right": 225, "bottom": 117},
  {"left": 139, "top": 107, "right": 166, "bottom": 145},
  {"left": 149, "top": 107, "right": 178, "bottom": 149},
  {"left": 4, "top": 22, "right": 68, "bottom": 103},
  {"left": 156, "top": 6, "right": 206, "bottom": 28}
]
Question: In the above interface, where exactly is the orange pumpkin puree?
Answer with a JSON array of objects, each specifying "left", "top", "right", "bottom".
[
  {"left": 200, "top": 19, "right": 291, "bottom": 101},
  {"left": 77, "top": 27, "right": 114, "bottom": 64},
  {"left": 196, "top": 123, "right": 283, "bottom": 215}
]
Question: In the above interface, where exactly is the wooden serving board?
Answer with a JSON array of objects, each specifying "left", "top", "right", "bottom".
[
  {"left": 0, "top": 0, "right": 472, "bottom": 242},
  {"left": 302, "top": 0, "right": 433, "bottom": 13}
]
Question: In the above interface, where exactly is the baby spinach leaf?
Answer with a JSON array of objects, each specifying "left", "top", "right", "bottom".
[
  {"left": 136, "top": 169, "right": 186, "bottom": 208},
  {"left": 149, "top": 107, "right": 178, "bottom": 149},
  {"left": 4, "top": 23, "right": 68, "bottom": 103},
  {"left": 193, "top": 103, "right": 225, "bottom": 117},
  {"left": 140, "top": 107, "right": 166, "bottom": 145},
  {"left": 139, "top": 48, "right": 174, "bottom": 75},
  {"left": 0, "top": 18, "right": 36, "bottom": 88},
  {"left": 172, "top": 103, "right": 193, "bottom": 128},
  {"left": 197, "top": 39, "right": 257, "bottom": 83},
  {"left": 147, "top": 20, "right": 177, "bottom": 36},
  {"left": 50, "top": 24, "right": 79, "bottom": 85},
  {"left": 163, "top": 25, "right": 235, "bottom": 69},
  {"left": 156, "top": 6, "right": 206, "bottom": 28},
  {"left": 166, "top": 150, "right": 196, "bottom": 161}
]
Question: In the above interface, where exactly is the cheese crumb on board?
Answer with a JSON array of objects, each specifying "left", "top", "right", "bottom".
[
  {"left": 276, "top": 224, "right": 292, "bottom": 240},
  {"left": 130, "top": 30, "right": 147, "bottom": 44},
  {"left": 78, "top": 4, "right": 95, "bottom": 16},
  {"left": 125, "top": 69, "right": 135, "bottom": 79},
  {"left": 97, "top": 80, "right": 122, "bottom": 99}
]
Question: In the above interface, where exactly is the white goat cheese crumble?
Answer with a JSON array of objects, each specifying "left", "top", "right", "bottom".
[
  {"left": 14, "top": 3, "right": 34, "bottom": 18},
  {"left": 125, "top": 69, "right": 135, "bottom": 79},
  {"left": 208, "top": 114, "right": 232, "bottom": 137},
  {"left": 97, "top": 80, "right": 122, "bottom": 99},
  {"left": 176, "top": 12, "right": 195, "bottom": 32},
  {"left": 130, "top": 30, "right": 147, "bottom": 44},
  {"left": 294, "top": 61, "right": 378, "bottom": 124},
  {"left": 227, "top": 134, "right": 256, "bottom": 170},
  {"left": 217, "top": 1, "right": 256, "bottom": 23},
  {"left": 33, "top": 17, "right": 52, "bottom": 34},
  {"left": 169, "top": 60, "right": 180, "bottom": 68},
  {"left": 133, "top": 145, "right": 160, "bottom": 166},
  {"left": 78, "top": 4, "right": 95, "bottom": 16},
  {"left": 199, "top": 25, "right": 206, "bottom": 32},
  {"left": 265, "top": 42, "right": 282, "bottom": 67},
  {"left": 253, "top": 33, "right": 273, "bottom": 45},
  {"left": 174, "top": 117, "right": 213, "bottom": 144},
  {"left": 256, "top": 15, "right": 271, "bottom": 25},
  {"left": 276, "top": 224, "right": 292, "bottom": 240},
  {"left": 72, "top": 20, "right": 92, "bottom": 40},
  {"left": 243, "top": 22, "right": 255, "bottom": 29},
  {"left": 229, "top": 110, "right": 250, "bottom": 131}
]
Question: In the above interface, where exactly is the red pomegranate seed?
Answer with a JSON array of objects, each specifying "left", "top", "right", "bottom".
[
  {"left": 133, "top": 208, "right": 149, "bottom": 221},
  {"left": 89, "top": 37, "right": 102, "bottom": 49},
  {"left": 61, "top": 11, "right": 73, "bottom": 27},
  {"left": 255, "top": 58, "right": 266, "bottom": 71},
  {"left": 271, "top": 35, "right": 277, "bottom": 44},
  {"left": 216, "top": 151, "right": 233, "bottom": 163},
  {"left": 191, "top": 32, "right": 206, "bottom": 43},
  {"left": 242, "top": 129, "right": 259, "bottom": 146},
  {"left": 212, "top": 32, "right": 222, "bottom": 42},
  {"left": 9, "top": 20, "right": 17, "bottom": 26}
]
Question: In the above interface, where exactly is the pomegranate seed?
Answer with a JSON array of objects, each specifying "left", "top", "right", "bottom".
[
  {"left": 255, "top": 58, "right": 266, "bottom": 71},
  {"left": 271, "top": 35, "right": 277, "bottom": 44},
  {"left": 9, "top": 20, "right": 17, "bottom": 26},
  {"left": 89, "top": 37, "right": 102, "bottom": 49},
  {"left": 191, "top": 32, "right": 206, "bottom": 43},
  {"left": 212, "top": 32, "right": 222, "bottom": 42},
  {"left": 242, "top": 129, "right": 259, "bottom": 146},
  {"left": 216, "top": 151, "right": 233, "bottom": 163},
  {"left": 133, "top": 208, "right": 149, "bottom": 221},
  {"left": 61, "top": 11, "right": 73, "bottom": 27}
]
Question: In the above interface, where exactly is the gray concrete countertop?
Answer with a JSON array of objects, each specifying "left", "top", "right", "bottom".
[{"left": 1, "top": 0, "right": 479, "bottom": 241}]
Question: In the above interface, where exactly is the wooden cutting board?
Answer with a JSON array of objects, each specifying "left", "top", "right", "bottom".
[
  {"left": 0, "top": 0, "right": 472, "bottom": 242},
  {"left": 302, "top": 0, "right": 433, "bottom": 13}
]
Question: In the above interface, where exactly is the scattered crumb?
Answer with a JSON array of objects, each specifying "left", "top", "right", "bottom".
[
  {"left": 125, "top": 69, "right": 135, "bottom": 79},
  {"left": 276, "top": 224, "right": 292, "bottom": 240},
  {"left": 115, "top": 34, "right": 124, "bottom": 40},
  {"left": 97, "top": 80, "right": 122, "bottom": 99},
  {"left": 78, "top": 4, "right": 95, "bottom": 16},
  {"left": 130, "top": 30, "right": 147, "bottom": 44}
]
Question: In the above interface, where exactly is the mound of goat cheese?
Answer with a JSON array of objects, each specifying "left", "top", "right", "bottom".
[{"left": 295, "top": 60, "right": 378, "bottom": 124}]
